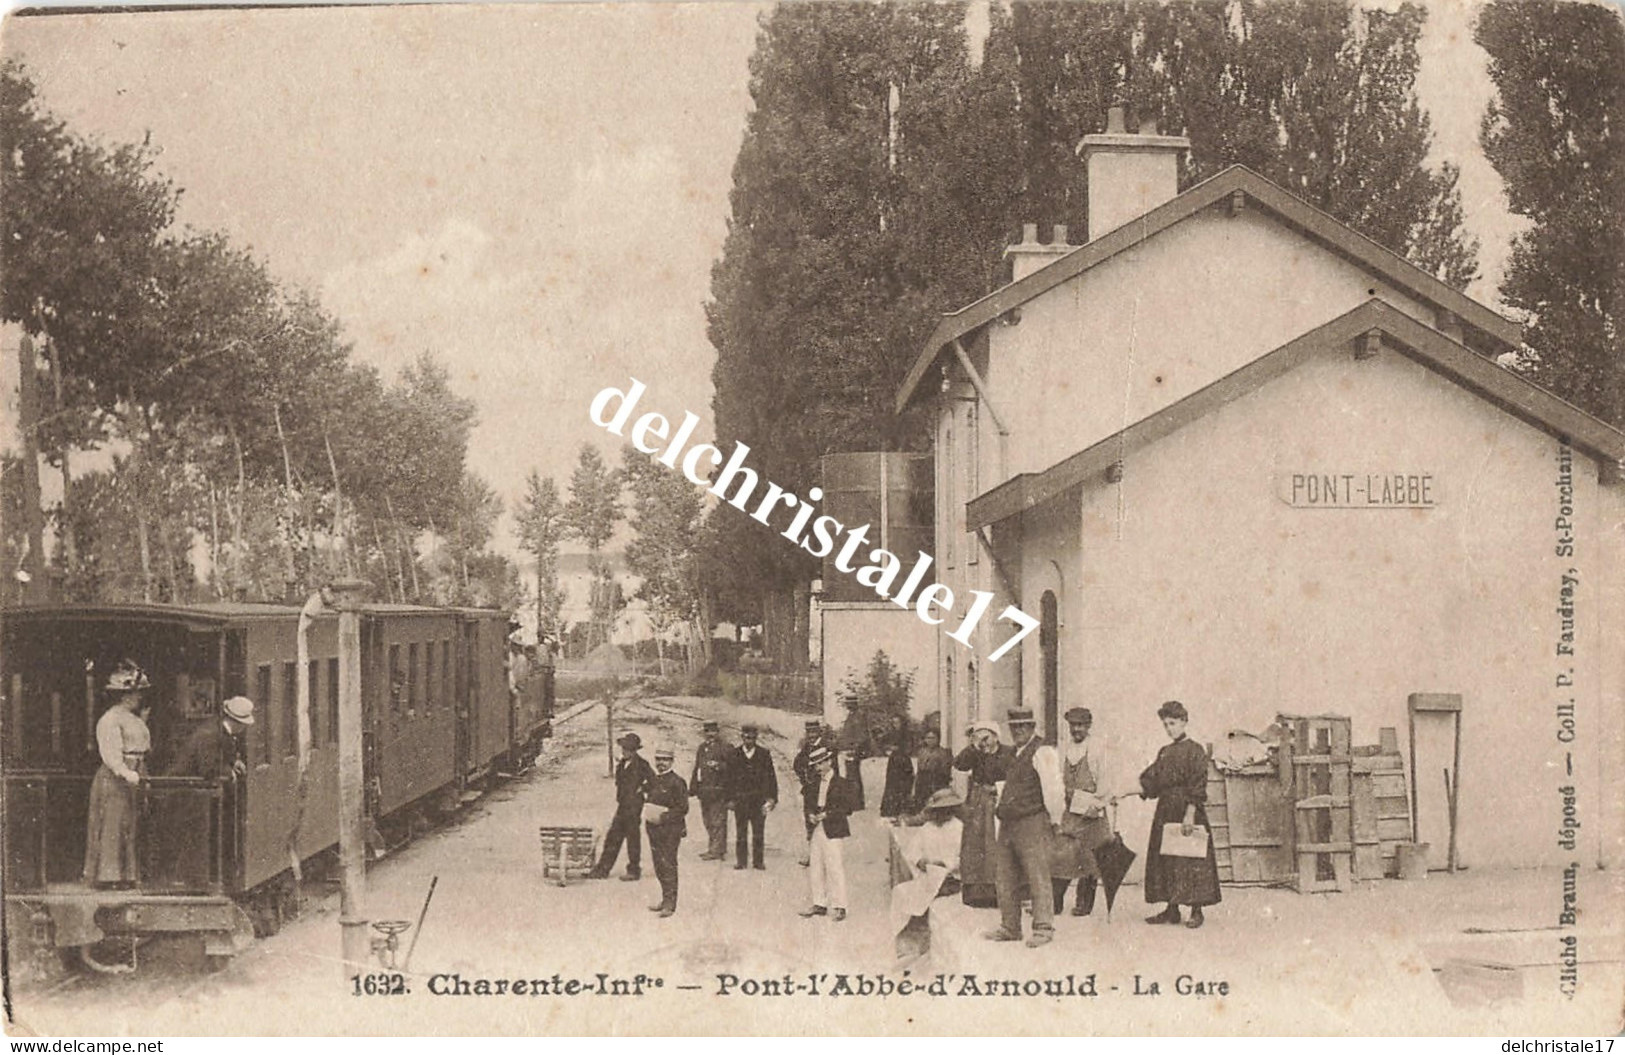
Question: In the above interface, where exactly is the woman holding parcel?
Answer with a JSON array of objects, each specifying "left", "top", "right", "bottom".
[{"left": 1136, "top": 700, "right": 1220, "bottom": 929}]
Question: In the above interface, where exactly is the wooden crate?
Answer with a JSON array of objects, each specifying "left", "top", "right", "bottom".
[
  {"left": 539, "top": 826, "right": 598, "bottom": 887},
  {"left": 1352, "top": 749, "right": 1413, "bottom": 878},
  {"left": 1208, "top": 761, "right": 1295, "bottom": 886},
  {"left": 1280, "top": 714, "right": 1352, "bottom": 757},
  {"left": 1296, "top": 849, "right": 1353, "bottom": 892}
]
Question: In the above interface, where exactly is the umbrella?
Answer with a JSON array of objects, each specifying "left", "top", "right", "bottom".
[{"left": 1094, "top": 803, "right": 1137, "bottom": 920}]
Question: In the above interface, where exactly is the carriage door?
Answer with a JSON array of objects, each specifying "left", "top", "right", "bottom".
[{"left": 1040, "top": 591, "right": 1059, "bottom": 743}]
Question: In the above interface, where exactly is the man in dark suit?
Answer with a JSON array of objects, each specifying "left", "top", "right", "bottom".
[
  {"left": 790, "top": 720, "right": 828, "bottom": 867},
  {"left": 643, "top": 746, "right": 689, "bottom": 918},
  {"left": 798, "top": 745, "right": 860, "bottom": 922},
  {"left": 727, "top": 723, "right": 778, "bottom": 870},
  {"left": 588, "top": 732, "right": 654, "bottom": 881},
  {"left": 165, "top": 695, "right": 254, "bottom": 780},
  {"left": 690, "top": 720, "right": 732, "bottom": 860}
]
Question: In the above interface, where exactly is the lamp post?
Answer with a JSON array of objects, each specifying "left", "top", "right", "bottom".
[{"left": 328, "top": 576, "right": 371, "bottom": 977}]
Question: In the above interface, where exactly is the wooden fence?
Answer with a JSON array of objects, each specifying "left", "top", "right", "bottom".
[{"left": 717, "top": 671, "right": 822, "bottom": 714}]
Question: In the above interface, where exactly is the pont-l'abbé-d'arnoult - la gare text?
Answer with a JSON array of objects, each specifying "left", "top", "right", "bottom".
[{"left": 590, "top": 378, "right": 1039, "bottom": 660}]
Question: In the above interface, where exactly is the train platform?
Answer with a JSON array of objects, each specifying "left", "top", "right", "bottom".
[{"left": 6, "top": 692, "right": 1620, "bottom": 1036}]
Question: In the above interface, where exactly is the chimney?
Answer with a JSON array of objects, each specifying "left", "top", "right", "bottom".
[
  {"left": 1004, "top": 222, "right": 1074, "bottom": 282},
  {"left": 1075, "top": 104, "right": 1189, "bottom": 241}
]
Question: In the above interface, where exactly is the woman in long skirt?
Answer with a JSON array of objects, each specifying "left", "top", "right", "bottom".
[
  {"left": 953, "top": 722, "right": 1012, "bottom": 907},
  {"left": 83, "top": 662, "right": 152, "bottom": 888},
  {"left": 1136, "top": 700, "right": 1221, "bottom": 928},
  {"left": 879, "top": 734, "right": 916, "bottom": 819}
]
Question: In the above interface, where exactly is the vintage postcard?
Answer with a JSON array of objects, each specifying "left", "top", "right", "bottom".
[{"left": 1, "top": 0, "right": 1622, "bottom": 1038}]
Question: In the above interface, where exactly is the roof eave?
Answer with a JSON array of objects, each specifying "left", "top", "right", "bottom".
[{"left": 895, "top": 165, "right": 1523, "bottom": 415}]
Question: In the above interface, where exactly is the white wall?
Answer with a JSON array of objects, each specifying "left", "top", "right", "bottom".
[
  {"left": 821, "top": 602, "right": 941, "bottom": 728},
  {"left": 1019, "top": 338, "right": 1617, "bottom": 868},
  {"left": 983, "top": 209, "right": 1435, "bottom": 483}
]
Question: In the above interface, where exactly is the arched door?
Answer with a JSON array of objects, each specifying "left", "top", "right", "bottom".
[{"left": 1040, "top": 590, "right": 1058, "bottom": 743}]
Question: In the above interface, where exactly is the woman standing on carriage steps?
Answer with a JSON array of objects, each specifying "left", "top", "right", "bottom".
[
  {"left": 84, "top": 661, "right": 152, "bottom": 888},
  {"left": 1134, "top": 700, "right": 1220, "bottom": 928}
]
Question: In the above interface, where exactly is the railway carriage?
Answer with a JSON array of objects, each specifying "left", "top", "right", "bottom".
[{"left": 1, "top": 601, "right": 551, "bottom": 971}]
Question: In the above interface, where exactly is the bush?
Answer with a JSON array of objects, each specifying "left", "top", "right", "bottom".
[{"left": 837, "top": 650, "right": 914, "bottom": 756}]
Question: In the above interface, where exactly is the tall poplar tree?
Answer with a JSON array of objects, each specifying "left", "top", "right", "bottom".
[
  {"left": 1476, "top": 0, "right": 1625, "bottom": 425},
  {"left": 517, "top": 470, "right": 567, "bottom": 645},
  {"left": 562, "top": 444, "right": 622, "bottom": 652}
]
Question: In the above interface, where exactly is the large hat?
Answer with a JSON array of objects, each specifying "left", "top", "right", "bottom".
[
  {"left": 968, "top": 720, "right": 1001, "bottom": 738},
  {"left": 617, "top": 732, "right": 643, "bottom": 751},
  {"left": 702, "top": 720, "right": 720, "bottom": 732},
  {"left": 740, "top": 723, "right": 759, "bottom": 735},
  {"left": 1006, "top": 708, "right": 1037, "bottom": 725},
  {"left": 806, "top": 745, "right": 833, "bottom": 766},
  {"left": 223, "top": 696, "right": 256, "bottom": 726},
  {"left": 104, "top": 660, "right": 151, "bottom": 694},
  {"left": 923, "top": 787, "right": 964, "bottom": 811},
  {"left": 654, "top": 746, "right": 675, "bottom": 761},
  {"left": 1064, "top": 707, "right": 1093, "bottom": 726}
]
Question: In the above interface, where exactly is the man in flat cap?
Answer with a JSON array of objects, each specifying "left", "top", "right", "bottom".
[
  {"left": 588, "top": 732, "right": 654, "bottom": 881},
  {"left": 167, "top": 695, "right": 254, "bottom": 781},
  {"left": 644, "top": 747, "right": 689, "bottom": 917},
  {"left": 690, "top": 720, "right": 732, "bottom": 861},
  {"left": 727, "top": 723, "right": 778, "bottom": 870},
  {"left": 1053, "top": 706, "right": 1112, "bottom": 917},
  {"left": 985, "top": 709, "right": 1064, "bottom": 948}
]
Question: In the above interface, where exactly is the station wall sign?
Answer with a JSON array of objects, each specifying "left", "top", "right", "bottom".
[{"left": 1277, "top": 472, "right": 1438, "bottom": 509}]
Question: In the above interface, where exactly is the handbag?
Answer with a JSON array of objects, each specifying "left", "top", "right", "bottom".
[{"left": 1160, "top": 822, "right": 1210, "bottom": 858}]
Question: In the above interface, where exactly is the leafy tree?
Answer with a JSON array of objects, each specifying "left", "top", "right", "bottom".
[
  {"left": 622, "top": 445, "right": 709, "bottom": 672},
  {"left": 1003, "top": 0, "right": 1478, "bottom": 286},
  {"left": 562, "top": 444, "right": 622, "bottom": 651},
  {"left": 705, "top": 3, "right": 981, "bottom": 664},
  {"left": 1477, "top": 0, "right": 1625, "bottom": 425},
  {"left": 517, "top": 470, "right": 567, "bottom": 644}
]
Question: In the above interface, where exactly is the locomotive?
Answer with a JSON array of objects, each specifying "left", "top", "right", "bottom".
[{"left": 1, "top": 600, "right": 553, "bottom": 971}]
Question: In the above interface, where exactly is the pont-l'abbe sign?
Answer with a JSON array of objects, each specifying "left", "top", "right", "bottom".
[{"left": 1278, "top": 472, "right": 1439, "bottom": 509}]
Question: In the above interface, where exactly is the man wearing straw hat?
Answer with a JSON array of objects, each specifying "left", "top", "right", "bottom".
[
  {"left": 984, "top": 708, "right": 1064, "bottom": 948},
  {"left": 798, "top": 745, "right": 859, "bottom": 921},
  {"left": 587, "top": 732, "right": 654, "bottom": 881},
  {"left": 168, "top": 695, "right": 255, "bottom": 780},
  {"left": 643, "top": 747, "right": 689, "bottom": 918}
]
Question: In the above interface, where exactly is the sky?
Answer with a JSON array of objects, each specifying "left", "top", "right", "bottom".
[{"left": 0, "top": 0, "right": 1523, "bottom": 557}]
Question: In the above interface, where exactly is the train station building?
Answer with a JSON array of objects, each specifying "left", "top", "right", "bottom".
[{"left": 879, "top": 110, "right": 1625, "bottom": 872}]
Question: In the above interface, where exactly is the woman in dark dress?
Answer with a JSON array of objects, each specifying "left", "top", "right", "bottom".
[
  {"left": 953, "top": 722, "right": 1013, "bottom": 907},
  {"left": 1136, "top": 700, "right": 1221, "bottom": 928},
  {"left": 879, "top": 734, "right": 916, "bottom": 819}
]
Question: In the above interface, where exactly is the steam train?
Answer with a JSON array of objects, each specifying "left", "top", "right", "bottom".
[{"left": 1, "top": 601, "right": 553, "bottom": 971}]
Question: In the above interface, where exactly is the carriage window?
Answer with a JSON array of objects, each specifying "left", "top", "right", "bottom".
[
  {"left": 308, "top": 659, "right": 320, "bottom": 743},
  {"left": 425, "top": 642, "right": 436, "bottom": 710},
  {"left": 255, "top": 663, "right": 272, "bottom": 765},
  {"left": 282, "top": 662, "right": 298, "bottom": 758},
  {"left": 389, "top": 644, "right": 403, "bottom": 713},
  {"left": 327, "top": 658, "right": 339, "bottom": 744},
  {"left": 408, "top": 642, "right": 420, "bottom": 714}
]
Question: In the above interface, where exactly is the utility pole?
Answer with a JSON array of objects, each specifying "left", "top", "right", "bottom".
[{"left": 329, "top": 576, "right": 371, "bottom": 977}]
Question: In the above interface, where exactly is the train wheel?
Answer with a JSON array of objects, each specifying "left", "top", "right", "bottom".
[{"left": 74, "top": 936, "right": 140, "bottom": 975}]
